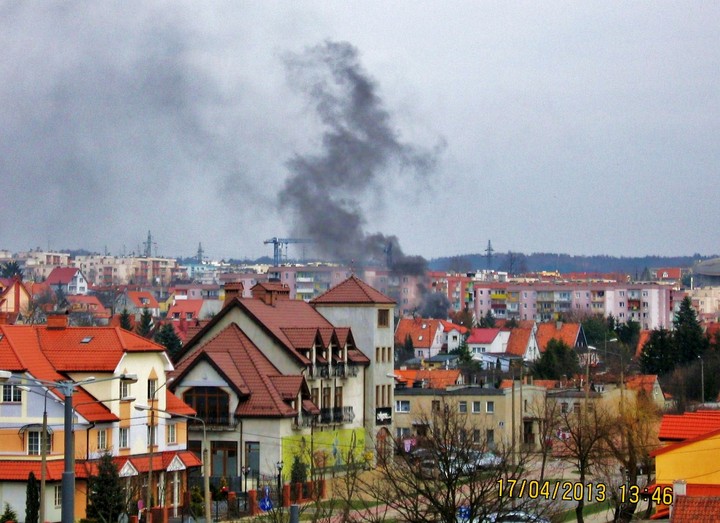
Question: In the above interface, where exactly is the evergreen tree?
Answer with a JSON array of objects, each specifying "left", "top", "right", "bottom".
[
  {"left": 0, "top": 503, "right": 18, "bottom": 523},
  {"left": 479, "top": 310, "right": 496, "bottom": 328},
  {"left": 154, "top": 323, "right": 183, "bottom": 362},
  {"left": 119, "top": 308, "right": 133, "bottom": 331},
  {"left": 87, "top": 452, "right": 124, "bottom": 523},
  {"left": 673, "top": 296, "right": 709, "bottom": 364},
  {"left": 136, "top": 308, "right": 153, "bottom": 338},
  {"left": 25, "top": 472, "right": 39, "bottom": 523},
  {"left": 531, "top": 339, "right": 580, "bottom": 380},
  {"left": 0, "top": 261, "right": 23, "bottom": 280},
  {"left": 639, "top": 328, "right": 676, "bottom": 375}
]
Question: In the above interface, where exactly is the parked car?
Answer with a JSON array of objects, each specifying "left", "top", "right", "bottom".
[
  {"left": 457, "top": 508, "right": 550, "bottom": 523},
  {"left": 469, "top": 450, "right": 504, "bottom": 469}
]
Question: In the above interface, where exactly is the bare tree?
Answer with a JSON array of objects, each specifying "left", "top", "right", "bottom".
[
  {"left": 555, "top": 401, "right": 614, "bottom": 523},
  {"left": 527, "top": 395, "right": 561, "bottom": 482},
  {"left": 358, "top": 400, "right": 552, "bottom": 523}
]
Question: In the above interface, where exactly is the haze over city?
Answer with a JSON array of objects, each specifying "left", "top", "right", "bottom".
[{"left": 2, "top": 3, "right": 719, "bottom": 261}]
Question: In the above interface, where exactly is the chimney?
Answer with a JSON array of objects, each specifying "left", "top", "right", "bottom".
[
  {"left": 556, "top": 320, "right": 563, "bottom": 330},
  {"left": 47, "top": 313, "right": 69, "bottom": 329},
  {"left": 252, "top": 283, "right": 290, "bottom": 306},
  {"left": 223, "top": 282, "right": 244, "bottom": 306},
  {"left": 0, "top": 312, "right": 8, "bottom": 325}
]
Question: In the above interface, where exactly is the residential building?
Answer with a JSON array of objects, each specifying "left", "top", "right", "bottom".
[
  {"left": 115, "top": 290, "right": 161, "bottom": 319},
  {"left": 65, "top": 295, "right": 111, "bottom": 324},
  {"left": 0, "top": 314, "right": 198, "bottom": 521},
  {"left": 169, "top": 278, "right": 377, "bottom": 482},
  {"left": 266, "top": 264, "right": 351, "bottom": 301},
  {"left": 310, "top": 275, "right": 397, "bottom": 459},
  {"left": 46, "top": 267, "right": 89, "bottom": 296},
  {"left": 394, "top": 318, "right": 445, "bottom": 360},
  {"left": 0, "top": 278, "right": 31, "bottom": 322}
]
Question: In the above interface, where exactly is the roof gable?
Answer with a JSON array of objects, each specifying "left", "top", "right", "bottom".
[
  {"left": 394, "top": 318, "right": 441, "bottom": 349},
  {"left": 535, "top": 322, "right": 583, "bottom": 351},
  {"left": 311, "top": 275, "right": 394, "bottom": 305},
  {"left": 658, "top": 410, "right": 720, "bottom": 442},
  {"left": 467, "top": 328, "right": 502, "bottom": 345}
]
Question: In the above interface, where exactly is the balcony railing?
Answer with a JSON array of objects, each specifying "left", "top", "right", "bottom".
[
  {"left": 347, "top": 364, "right": 359, "bottom": 377},
  {"left": 333, "top": 365, "right": 346, "bottom": 378},
  {"left": 318, "top": 407, "right": 355, "bottom": 424}
]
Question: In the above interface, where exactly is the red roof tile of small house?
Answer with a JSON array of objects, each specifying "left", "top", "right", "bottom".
[
  {"left": 439, "top": 320, "right": 468, "bottom": 335},
  {"left": 46, "top": 267, "right": 81, "bottom": 285},
  {"left": 0, "top": 460, "right": 77, "bottom": 481},
  {"left": 394, "top": 318, "right": 441, "bottom": 348},
  {"left": 128, "top": 291, "right": 159, "bottom": 309},
  {"left": 671, "top": 495, "right": 720, "bottom": 521},
  {"left": 657, "top": 410, "right": 720, "bottom": 442},
  {"left": 311, "top": 275, "right": 395, "bottom": 305},
  {"left": 111, "top": 450, "right": 202, "bottom": 474},
  {"left": 168, "top": 299, "right": 203, "bottom": 316},
  {"left": 535, "top": 322, "right": 582, "bottom": 352},
  {"left": 166, "top": 390, "right": 196, "bottom": 416},
  {"left": 625, "top": 374, "right": 659, "bottom": 396},
  {"left": 467, "top": 328, "right": 502, "bottom": 345},
  {"left": 505, "top": 327, "right": 533, "bottom": 356}
]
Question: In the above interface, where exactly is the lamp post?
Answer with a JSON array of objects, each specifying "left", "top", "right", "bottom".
[
  {"left": 135, "top": 404, "right": 211, "bottom": 523},
  {"left": 0, "top": 371, "right": 138, "bottom": 523},
  {"left": 276, "top": 461, "right": 284, "bottom": 505},
  {"left": 243, "top": 466, "right": 251, "bottom": 495}
]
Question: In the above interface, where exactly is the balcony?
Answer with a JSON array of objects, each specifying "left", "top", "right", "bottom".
[
  {"left": 333, "top": 365, "right": 346, "bottom": 378},
  {"left": 318, "top": 407, "right": 355, "bottom": 424},
  {"left": 347, "top": 364, "right": 359, "bottom": 377},
  {"left": 189, "top": 415, "right": 238, "bottom": 430}
]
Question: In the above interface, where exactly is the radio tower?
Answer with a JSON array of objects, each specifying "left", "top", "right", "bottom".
[
  {"left": 197, "top": 242, "right": 204, "bottom": 264},
  {"left": 485, "top": 240, "right": 494, "bottom": 270}
]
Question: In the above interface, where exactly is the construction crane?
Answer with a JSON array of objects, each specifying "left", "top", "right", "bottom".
[{"left": 263, "top": 237, "right": 315, "bottom": 267}]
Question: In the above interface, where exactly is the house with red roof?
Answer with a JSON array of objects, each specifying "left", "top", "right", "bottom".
[
  {"left": 166, "top": 298, "right": 222, "bottom": 323},
  {"left": 170, "top": 276, "right": 386, "bottom": 482},
  {"left": 0, "top": 278, "right": 31, "bottom": 323},
  {"left": 535, "top": 321, "right": 587, "bottom": 353},
  {"left": 66, "top": 294, "right": 111, "bottom": 324},
  {"left": 439, "top": 320, "right": 468, "bottom": 352},
  {"left": 115, "top": 290, "right": 161, "bottom": 319},
  {"left": 0, "top": 314, "right": 197, "bottom": 521},
  {"left": 46, "top": 266, "right": 89, "bottom": 295},
  {"left": 648, "top": 410, "right": 720, "bottom": 519},
  {"left": 394, "top": 318, "right": 445, "bottom": 360},
  {"left": 394, "top": 368, "right": 463, "bottom": 389},
  {"left": 465, "top": 326, "right": 540, "bottom": 371}
]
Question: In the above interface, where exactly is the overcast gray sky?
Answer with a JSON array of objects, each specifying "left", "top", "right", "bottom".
[{"left": 1, "top": 2, "right": 718, "bottom": 261}]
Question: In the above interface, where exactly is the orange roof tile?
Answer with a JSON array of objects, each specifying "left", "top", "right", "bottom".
[
  {"left": 128, "top": 291, "right": 159, "bottom": 309},
  {"left": 535, "top": 322, "right": 583, "bottom": 352},
  {"left": 625, "top": 374, "right": 658, "bottom": 396},
  {"left": 395, "top": 369, "right": 460, "bottom": 389},
  {"left": 311, "top": 275, "right": 395, "bottom": 305},
  {"left": 505, "top": 327, "right": 533, "bottom": 357},
  {"left": 166, "top": 390, "right": 195, "bottom": 416},
  {"left": 657, "top": 410, "right": 720, "bottom": 442},
  {"left": 46, "top": 267, "right": 80, "bottom": 285},
  {"left": 671, "top": 496, "right": 720, "bottom": 521},
  {"left": 394, "top": 318, "right": 441, "bottom": 349},
  {"left": 467, "top": 328, "right": 502, "bottom": 345}
]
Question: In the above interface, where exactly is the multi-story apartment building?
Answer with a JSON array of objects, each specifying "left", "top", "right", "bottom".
[
  {"left": 474, "top": 282, "right": 674, "bottom": 330},
  {"left": 72, "top": 255, "right": 180, "bottom": 286},
  {"left": 267, "top": 264, "right": 351, "bottom": 301}
]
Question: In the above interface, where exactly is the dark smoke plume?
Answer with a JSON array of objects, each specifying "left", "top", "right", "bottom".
[{"left": 279, "top": 41, "right": 442, "bottom": 274}]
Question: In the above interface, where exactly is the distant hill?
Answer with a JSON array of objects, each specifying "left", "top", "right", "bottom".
[{"left": 428, "top": 252, "right": 717, "bottom": 275}]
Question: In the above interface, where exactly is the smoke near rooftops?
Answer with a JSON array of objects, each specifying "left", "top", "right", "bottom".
[{"left": 279, "top": 41, "right": 443, "bottom": 274}]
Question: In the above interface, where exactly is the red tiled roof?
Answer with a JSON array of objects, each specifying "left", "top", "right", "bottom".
[
  {"left": 439, "top": 320, "right": 468, "bottom": 335},
  {"left": 394, "top": 318, "right": 441, "bottom": 349},
  {"left": 168, "top": 299, "right": 203, "bottom": 316},
  {"left": 467, "top": 328, "right": 502, "bottom": 345},
  {"left": 172, "top": 323, "right": 300, "bottom": 418},
  {"left": 505, "top": 327, "right": 533, "bottom": 357},
  {"left": 128, "top": 291, "right": 159, "bottom": 309},
  {"left": 657, "top": 410, "right": 720, "bottom": 442},
  {"left": 46, "top": 267, "right": 80, "bottom": 285},
  {"left": 347, "top": 349, "right": 370, "bottom": 364},
  {"left": 111, "top": 450, "right": 202, "bottom": 474},
  {"left": 0, "top": 460, "right": 72, "bottom": 481},
  {"left": 166, "top": 390, "right": 196, "bottom": 416},
  {"left": 66, "top": 295, "right": 110, "bottom": 318},
  {"left": 535, "top": 322, "right": 582, "bottom": 352},
  {"left": 625, "top": 374, "right": 658, "bottom": 396},
  {"left": 671, "top": 495, "right": 720, "bottom": 521},
  {"left": 395, "top": 369, "right": 460, "bottom": 389},
  {"left": 311, "top": 275, "right": 394, "bottom": 305}
]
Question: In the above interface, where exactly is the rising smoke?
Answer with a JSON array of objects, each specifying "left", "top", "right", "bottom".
[{"left": 279, "top": 41, "right": 443, "bottom": 274}]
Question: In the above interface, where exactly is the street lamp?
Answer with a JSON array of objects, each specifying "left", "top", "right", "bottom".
[
  {"left": 276, "top": 461, "right": 284, "bottom": 505},
  {"left": 0, "top": 371, "right": 138, "bottom": 523},
  {"left": 134, "top": 404, "right": 211, "bottom": 523},
  {"left": 242, "top": 465, "right": 251, "bottom": 495}
]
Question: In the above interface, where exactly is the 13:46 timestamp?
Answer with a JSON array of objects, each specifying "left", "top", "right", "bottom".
[{"left": 619, "top": 485, "right": 673, "bottom": 505}]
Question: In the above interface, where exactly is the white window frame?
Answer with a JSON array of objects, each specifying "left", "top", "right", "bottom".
[
  {"left": 472, "top": 401, "right": 482, "bottom": 413},
  {"left": 459, "top": 401, "right": 467, "bottom": 413},
  {"left": 54, "top": 486, "right": 62, "bottom": 508},
  {"left": 167, "top": 424, "right": 177, "bottom": 445},
  {"left": 1, "top": 384, "right": 22, "bottom": 403},
  {"left": 97, "top": 428, "right": 107, "bottom": 450},
  {"left": 119, "top": 427, "right": 129, "bottom": 448},
  {"left": 486, "top": 401, "right": 495, "bottom": 414},
  {"left": 395, "top": 400, "right": 410, "bottom": 413}
]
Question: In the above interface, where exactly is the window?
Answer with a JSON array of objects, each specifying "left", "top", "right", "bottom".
[
  {"left": 473, "top": 429, "right": 481, "bottom": 443},
  {"left": 486, "top": 401, "right": 495, "bottom": 414},
  {"left": 334, "top": 386, "right": 343, "bottom": 408},
  {"left": 147, "top": 378, "right": 158, "bottom": 400},
  {"left": 183, "top": 387, "right": 230, "bottom": 425},
  {"left": 486, "top": 429, "right": 495, "bottom": 444},
  {"left": 167, "top": 424, "right": 177, "bottom": 445},
  {"left": 377, "top": 309, "right": 389, "bottom": 327},
  {"left": 561, "top": 403, "right": 568, "bottom": 413},
  {"left": 472, "top": 401, "right": 482, "bottom": 413},
  {"left": 54, "top": 486, "right": 62, "bottom": 508},
  {"left": 28, "top": 431, "right": 51, "bottom": 455},
  {"left": 432, "top": 400, "right": 440, "bottom": 412},
  {"left": 396, "top": 427, "right": 410, "bottom": 439},
  {"left": 1, "top": 385, "right": 21, "bottom": 403},
  {"left": 459, "top": 401, "right": 467, "bottom": 413},
  {"left": 119, "top": 428, "right": 129, "bottom": 448},
  {"left": 147, "top": 425, "right": 157, "bottom": 447},
  {"left": 97, "top": 429, "right": 107, "bottom": 451},
  {"left": 395, "top": 400, "right": 410, "bottom": 412},
  {"left": 120, "top": 381, "right": 131, "bottom": 400}
]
